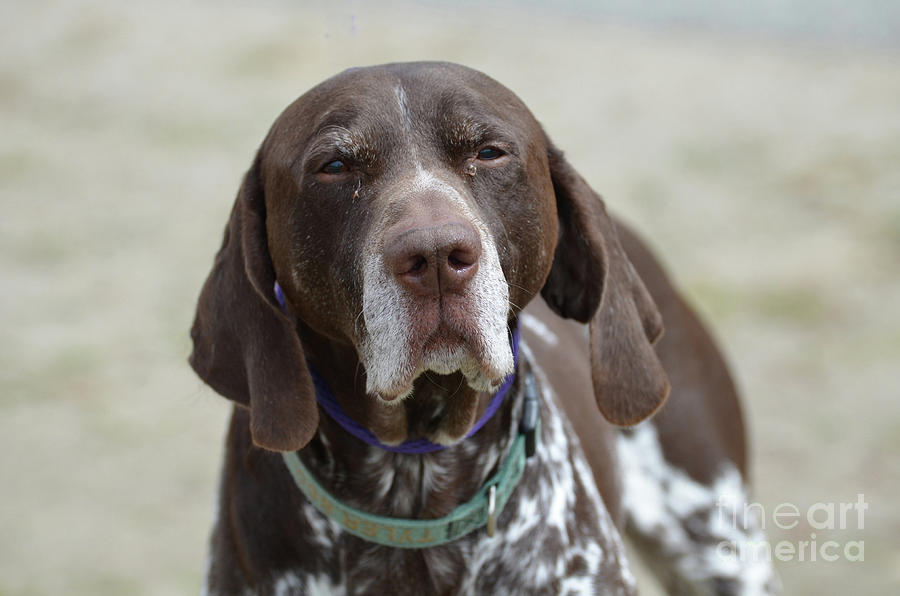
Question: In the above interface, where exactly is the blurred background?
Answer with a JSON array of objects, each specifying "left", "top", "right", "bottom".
[{"left": 2, "top": 0, "right": 898, "bottom": 594}]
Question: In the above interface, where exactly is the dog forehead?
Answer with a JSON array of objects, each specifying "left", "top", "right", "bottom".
[
  {"left": 268, "top": 62, "right": 537, "bottom": 151},
  {"left": 319, "top": 62, "right": 525, "bottom": 114}
]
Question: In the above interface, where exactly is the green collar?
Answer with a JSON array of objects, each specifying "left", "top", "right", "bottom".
[{"left": 282, "top": 374, "right": 540, "bottom": 549}]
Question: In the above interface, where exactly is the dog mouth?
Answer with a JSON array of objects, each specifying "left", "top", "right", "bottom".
[{"left": 367, "top": 317, "right": 513, "bottom": 403}]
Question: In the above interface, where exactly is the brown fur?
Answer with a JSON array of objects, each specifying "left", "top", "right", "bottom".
[{"left": 190, "top": 62, "right": 751, "bottom": 594}]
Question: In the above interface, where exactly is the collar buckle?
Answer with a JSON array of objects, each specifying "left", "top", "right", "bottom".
[
  {"left": 486, "top": 485, "right": 497, "bottom": 537},
  {"left": 520, "top": 371, "right": 540, "bottom": 458}
]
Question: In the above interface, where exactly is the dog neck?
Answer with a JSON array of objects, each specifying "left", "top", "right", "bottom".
[{"left": 292, "top": 318, "right": 528, "bottom": 521}]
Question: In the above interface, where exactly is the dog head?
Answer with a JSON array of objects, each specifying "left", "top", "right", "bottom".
[{"left": 189, "top": 62, "right": 668, "bottom": 451}]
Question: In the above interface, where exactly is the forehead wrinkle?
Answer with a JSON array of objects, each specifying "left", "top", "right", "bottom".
[
  {"left": 441, "top": 115, "right": 488, "bottom": 148},
  {"left": 308, "top": 125, "right": 377, "bottom": 164},
  {"left": 435, "top": 104, "right": 521, "bottom": 155}
]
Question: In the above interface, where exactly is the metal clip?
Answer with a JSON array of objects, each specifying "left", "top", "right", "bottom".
[
  {"left": 520, "top": 372, "right": 539, "bottom": 458},
  {"left": 486, "top": 485, "right": 497, "bottom": 537}
]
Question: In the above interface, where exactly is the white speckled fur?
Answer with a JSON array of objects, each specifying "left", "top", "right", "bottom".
[
  {"left": 617, "top": 422, "right": 781, "bottom": 595},
  {"left": 273, "top": 572, "right": 302, "bottom": 596},
  {"left": 449, "top": 344, "right": 634, "bottom": 595}
]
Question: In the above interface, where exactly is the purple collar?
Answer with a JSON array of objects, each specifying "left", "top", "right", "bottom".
[{"left": 274, "top": 281, "right": 521, "bottom": 454}]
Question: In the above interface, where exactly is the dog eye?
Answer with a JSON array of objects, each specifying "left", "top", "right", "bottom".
[
  {"left": 476, "top": 147, "right": 504, "bottom": 161},
  {"left": 321, "top": 160, "right": 348, "bottom": 174}
]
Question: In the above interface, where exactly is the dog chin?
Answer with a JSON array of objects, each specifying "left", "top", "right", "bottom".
[{"left": 369, "top": 342, "right": 513, "bottom": 403}]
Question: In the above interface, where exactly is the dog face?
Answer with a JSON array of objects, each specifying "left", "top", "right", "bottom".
[
  {"left": 262, "top": 63, "right": 557, "bottom": 402},
  {"left": 190, "top": 62, "right": 668, "bottom": 451}
]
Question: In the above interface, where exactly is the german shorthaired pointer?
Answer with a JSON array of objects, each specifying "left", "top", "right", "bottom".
[{"left": 190, "top": 62, "right": 780, "bottom": 595}]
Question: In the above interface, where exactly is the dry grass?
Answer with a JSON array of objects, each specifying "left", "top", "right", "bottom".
[{"left": 1, "top": 1, "right": 898, "bottom": 594}]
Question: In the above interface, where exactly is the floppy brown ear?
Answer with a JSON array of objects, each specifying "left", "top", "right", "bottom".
[
  {"left": 189, "top": 152, "right": 318, "bottom": 451},
  {"left": 541, "top": 143, "right": 670, "bottom": 425}
]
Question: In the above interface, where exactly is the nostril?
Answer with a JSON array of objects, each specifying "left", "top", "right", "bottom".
[
  {"left": 407, "top": 255, "right": 427, "bottom": 275},
  {"left": 387, "top": 249, "right": 438, "bottom": 296},
  {"left": 447, "top": 249, "right": 476, "bottom": 271}
]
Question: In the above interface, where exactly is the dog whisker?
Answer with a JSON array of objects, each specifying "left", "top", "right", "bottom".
[
  {"left": 422, "top": 371, "right": 447, "bottom": 392},
  {"left": 353, "top": 307, "right": 366, "bottom": 335},
  {"left": 447, "top": 374, "right": 466, "bottom": 399}
]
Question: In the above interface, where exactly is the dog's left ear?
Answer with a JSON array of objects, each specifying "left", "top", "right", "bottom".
[{"left": 541, "top": 143, "right": 670, "bottom": 425}]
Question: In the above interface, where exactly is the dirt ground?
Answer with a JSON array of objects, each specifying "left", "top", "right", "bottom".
[{"left": 2, "top": 1, "right": 898, "bottom": 594}]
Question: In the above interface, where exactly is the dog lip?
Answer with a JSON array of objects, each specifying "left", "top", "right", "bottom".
[
  {"left": 362, "top": 290, "right": 512, "bottom": 400},
  {"left": 368, "top": 322, "right": 473, "bottom": 400},
  {"left": 422, "top": 323, "right": 464, "bottom": 351}
]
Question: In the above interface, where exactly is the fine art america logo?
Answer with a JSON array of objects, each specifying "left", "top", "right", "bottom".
[{"left": 716, "top": 494, "right": 868, "bottom": 563}]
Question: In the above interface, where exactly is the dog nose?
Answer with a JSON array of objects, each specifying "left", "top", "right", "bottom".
[{"left": 384, "top": 222, "right": 481, "bottom": 296}]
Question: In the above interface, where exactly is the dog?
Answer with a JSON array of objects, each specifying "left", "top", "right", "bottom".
[{"left": 190, "top": 62, "right": 780, "bottom": 595}]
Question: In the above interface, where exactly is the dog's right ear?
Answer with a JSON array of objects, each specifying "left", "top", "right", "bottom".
[{"left": 189, "top": 151, "right": 318, "bottom": 452}]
